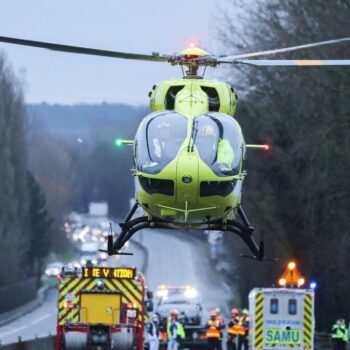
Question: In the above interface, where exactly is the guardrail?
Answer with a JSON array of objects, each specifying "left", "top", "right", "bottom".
[
  {"left": 0, "top": 335, "right": 56, "bottom": 350},
  {"left": 315, "top": 332, "right": 350, "bottom": 350}
]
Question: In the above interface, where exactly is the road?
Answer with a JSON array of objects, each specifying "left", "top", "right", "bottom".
[
  {"left": 138, "top": 229, "right": 232, "bottom": 316},
  {"left": 0, "top": 230, "right": 233, "bottom": 345}
]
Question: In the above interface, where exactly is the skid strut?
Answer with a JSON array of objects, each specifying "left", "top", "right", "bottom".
[{"left": 104, "top": 203, "right": 265, "bottom": 261}]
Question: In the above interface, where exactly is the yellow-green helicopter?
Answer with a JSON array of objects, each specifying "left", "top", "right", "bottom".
[{"left": 1, "top": 35, "right": 349, "bottom": 260}]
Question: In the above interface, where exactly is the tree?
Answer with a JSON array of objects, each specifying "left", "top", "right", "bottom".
[
  {"left": 218, "top": 0, "right": 350, "bottom": 329},
  {"left": 27, "top": 171, "right": 52, "bottom": 285},
  {"left": 0, "top": 53, "right": 30, "bottom": 286}
]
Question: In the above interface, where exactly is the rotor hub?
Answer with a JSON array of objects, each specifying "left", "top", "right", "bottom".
[{"left": 176, "top": 47, "right": 212, "bottom": 77}]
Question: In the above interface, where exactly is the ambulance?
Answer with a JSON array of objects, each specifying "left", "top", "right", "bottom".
[{"left": 249, "top": 262, "right": 315, "bottom": 350}]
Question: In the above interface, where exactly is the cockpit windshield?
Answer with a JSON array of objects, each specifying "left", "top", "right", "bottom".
[
  {"left": 135, "top": 112, "right": 188, "bottom": 174},
  {"left": 193, "top": 113, "right": 244, "bottom": 176}
]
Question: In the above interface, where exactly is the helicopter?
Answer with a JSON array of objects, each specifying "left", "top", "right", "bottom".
[{"left": 1, "top": 35, "right": 349, "bottom": 260}]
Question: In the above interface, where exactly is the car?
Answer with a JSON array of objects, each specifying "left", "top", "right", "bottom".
[
  {"left": 152, "top": 286, "right": 207, "bottom": 349},
  {"left": 80, "top": 254, "right": 99, "bottom": 266},
  {"left": 156, "top": 285, "right": 199, "bottom": 299},
  {"left": 44, "top": 262, "right": 63, "bottom": 277},
  {"left": 69, "top": 260, "right": 82, "bottom": 269},
  {"left": 80, "top": 242, "right": 99, "bottom": 253},
  {"left": 155, "top": 287, "right": 203, "bottom": 326}
]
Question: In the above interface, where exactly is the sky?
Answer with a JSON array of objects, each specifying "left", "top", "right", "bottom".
[{"left": 0, "top": 0, "right": 226, "bottom": 105}]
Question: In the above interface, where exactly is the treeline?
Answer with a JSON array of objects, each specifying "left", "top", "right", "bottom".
[
  {"left": 0, "top": 54, "right": 51, "bottom": 287},
  {"left": 0, "top": 54, "right": 147, "bottom": 287},
  {"left": 26, "top": 103, "right": 147, "bottom": 221},
  {"left": 219, "top": 0, "right": 350, "bottom": 329}
]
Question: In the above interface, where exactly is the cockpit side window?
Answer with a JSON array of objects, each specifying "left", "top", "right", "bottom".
[
  {"left": 135, "top": 112, "right": 188, "bottom": 174},
  {"left": 194, "top": 113, "right": 244, "bottom": 177}
]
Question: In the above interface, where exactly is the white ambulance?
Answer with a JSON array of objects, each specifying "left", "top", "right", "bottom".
[{"left": 249, "top": 288, "right": 315, "bottom": 350}]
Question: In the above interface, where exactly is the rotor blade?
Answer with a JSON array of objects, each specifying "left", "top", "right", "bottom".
[
  {"left": 0, "top": 35, "right": 173, "bottom": 62},
  {"left": 218, "top": 37, "right": 350, "bottom": 62},
  {"left": 234, "top": 59, "right": 350, "bottom": 66}
]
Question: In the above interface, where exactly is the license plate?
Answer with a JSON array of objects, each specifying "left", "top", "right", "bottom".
[{"left": 127, "top": 310, "right": 137, "bottom": 317}]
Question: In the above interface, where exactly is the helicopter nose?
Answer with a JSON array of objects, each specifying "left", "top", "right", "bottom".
[{"left": 176, "top": 149, "right": 199, "bottom": 218}]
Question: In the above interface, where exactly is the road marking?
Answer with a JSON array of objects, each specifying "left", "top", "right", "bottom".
[
  {"left": 0, "top": 325, "right": 27, "bottom": 338},
  {"left": 30, "top": 314, "right": 51, "bottom": 325}
]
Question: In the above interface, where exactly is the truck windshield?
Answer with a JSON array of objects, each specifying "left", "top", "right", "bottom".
[
  {"left": 135, "top": 112, "right": 188, "bottom": 174},
  {"left": 193, "top": 113, "right": 244, "bottom": 176}
]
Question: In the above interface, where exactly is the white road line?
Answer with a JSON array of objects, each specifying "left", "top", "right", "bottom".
[
  {"left": 0, "top": 325, "right": 27, "bottom": 338},
  {"left": 30, "top": 314, "right": 51, "bottom": 325}
]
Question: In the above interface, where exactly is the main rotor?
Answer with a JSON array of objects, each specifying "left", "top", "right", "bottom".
[{"left": 0, "top": 35, "right": 349, "bottom": 75}]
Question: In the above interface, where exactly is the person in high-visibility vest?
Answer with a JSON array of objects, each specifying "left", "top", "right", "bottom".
[
  {"left": 227, "top": 308, "right": 242, "bottom": 350},
  {"left": 206, "top": 310, "right": 223, "bottom": 350},
  {"left": 331, "top": 319, "right": 347, "bottom": 350},
  {"left": 215, "top": 307, "right": 225, "bottom": 340},
  {"left": 167, "top": 309, "right": 185, "bottom": 350},
  {"left": 342, "top": 319, "right": 349, "bottom": 350},
  {"left": 217, "top": 138, "right": 235, "bottom": 173},
  {"left": 238, "top": 309, "right": 249, "bottom": 350}
]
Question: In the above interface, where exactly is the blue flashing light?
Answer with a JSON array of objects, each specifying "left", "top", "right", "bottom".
[
  {"left": 309, "top": 281, "right": 317, "bottom": 289},
  {"left": 97, "top": 279, "right": 104, "bottom": 290}
]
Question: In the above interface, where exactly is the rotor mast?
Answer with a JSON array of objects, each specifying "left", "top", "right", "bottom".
[{"left": 177, "top": 47, "right": 213, "bottom": 78}]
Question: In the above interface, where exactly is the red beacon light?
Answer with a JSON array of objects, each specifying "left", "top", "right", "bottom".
[
  {"left": 263, "top": 144, "right": 271, "bottom": 151},
  {"left": 184, "top": 37, "right": 200, "bottom": 50}
]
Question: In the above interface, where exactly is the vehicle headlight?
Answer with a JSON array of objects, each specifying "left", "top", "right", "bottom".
[
  {"left": 100, "top": 252, "right": 108, "bottom": 260},
  {"left": 192, "top": 332, "right": 199, "bottom": 340},
  {"left": 81, "top": 259, "right": 87, "bottom": 265},
  {"left": 156, "top": 290, "right": 169, "bottom": 298},
  {"left": 185, "top": 288, "right": 198, "bottom": 299},
  {"left": 92, "top": 259, "right": 97, "bottom": 265}
]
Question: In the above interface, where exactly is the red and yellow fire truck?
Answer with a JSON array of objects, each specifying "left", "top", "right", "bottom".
[{"left": 56, "top": 266, "right": 148, "bottom": 350}]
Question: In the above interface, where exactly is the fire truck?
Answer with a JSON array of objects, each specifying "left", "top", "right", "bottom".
[
  {"left": 57, "top": 265, "right": 151, "bottom": 350},
  {"left": 249, "top": 261, "right": 315, "bottom": 350}
]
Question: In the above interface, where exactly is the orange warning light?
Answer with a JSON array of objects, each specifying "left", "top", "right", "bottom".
[
  {"left": 278, "top": 260, "right": 305, "bottom": 288},
  {"left": 278, "top": 278, "right": 286, "bottom": 286},
  {"left": 288, "top": 261, "right": 296, "bottom": 270}
]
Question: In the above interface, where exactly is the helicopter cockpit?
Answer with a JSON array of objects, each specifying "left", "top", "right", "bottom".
[
  {"left": 193, "top": 113, "right": 245, "bottom": 176},
  {"left": 135, "top": 112, "right": 188, "bottom": 174},
  {"left": 135, "top": 111, "right": 244, "bottom": 177}
]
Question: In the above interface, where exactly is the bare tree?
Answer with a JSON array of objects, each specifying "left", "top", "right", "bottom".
[{"left": 218, "top": 0, "right": 350, "bottom": 328}]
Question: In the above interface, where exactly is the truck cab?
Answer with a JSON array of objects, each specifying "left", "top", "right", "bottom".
[{"left": 57, "top": 266, "right": 147, "bottom": 350}]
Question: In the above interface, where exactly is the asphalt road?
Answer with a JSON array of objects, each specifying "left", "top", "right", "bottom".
[
  {"left": 138, "top": 229, "right": 232, "bottom": 317},
  {"left": 0, "top": 230, "right": 232, "bottom": 345}
]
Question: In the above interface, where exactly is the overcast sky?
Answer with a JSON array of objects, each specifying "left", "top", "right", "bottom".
[{"left": 0, "top": 1, "right": 227, "bottom": 105}]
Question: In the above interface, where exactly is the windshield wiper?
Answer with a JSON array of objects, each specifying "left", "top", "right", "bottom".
[{"left": 187, "top": 120, "right": 198, "bottom": 152}]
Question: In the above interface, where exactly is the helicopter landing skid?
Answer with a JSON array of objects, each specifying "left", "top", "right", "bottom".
[{"left": 104, "top": 203, "right": 266, "bottom": 261}]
